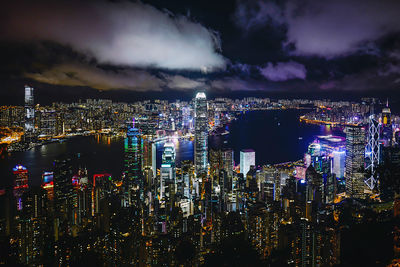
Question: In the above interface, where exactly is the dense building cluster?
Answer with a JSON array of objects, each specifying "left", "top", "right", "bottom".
[{"left": 0, "top": 88, "right": 400, "bottom": 266}]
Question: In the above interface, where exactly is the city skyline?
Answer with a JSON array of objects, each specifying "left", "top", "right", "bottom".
[{"left": 1, "top": 0, "right": 400, "bottom": 266}]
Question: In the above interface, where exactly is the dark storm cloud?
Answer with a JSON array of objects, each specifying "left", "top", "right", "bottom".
[
  {"left": 1, "top": 0, "right": 226, "bottom": 71},
  {"left": 230, "top": 61, "right": 306, "bottom": 82},
  {"left": 24, "top": 63, "right": 165, "bottom": 91},
  {"left": 23, "top": 63, "right": 207, "bottom": 91},
  {"left": 319, "top": 67, "right": 400, "bottom": 92},
  {"left": 211, "top": 77, "right": 266, "bottom": 91},
  {"left": 163, "top": 75, "right": 206, "bottom": 90},
  {"left": 235, "top": 0, "right": 400, "bottom": 58}
]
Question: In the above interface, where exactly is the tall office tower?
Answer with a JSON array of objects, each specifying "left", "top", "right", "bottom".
[
  {"left": 152, "top": 142, "right": 156, "bottom": 178},
  {"left": 24, "top": 85, "right": 35, "bottom": 141},
  {"left": 92, "top": 174, "right": 114, "bottom": 231},
  {"left": 160, "top": 142, "right": 176, "bottom": 202},
  {"left": 365, "top": 114, "right": 381, "bottom": 190},
  {"left": 240, "top": 149, "right": 255, "bottom": 176},
  {"left": 143, "top": 138, "right": 156, "bottom": 179},
  {"left": 332, "top": 150, "right": 345, "bottom": 178},
  {"left": 74, "top": 173, "right": 91, "bottom": 226},
  {"left": 382, "top": 100, "right": 391, "bottom": 125},
  {"left": 18, "top": 187, "right": 48, "bottom": 266},
  {"left": 344, "top": 126, "right": 366, "bottom": 198},
  {"left": 181, "top": 160, "right": 195, "bottom": 199},
  {"left": 123, "top": 121, "right": 142, "bottom": 192},
  {"left": 307, "top": 142, "right": 322, "bottom": 169},
  {"left": 194, "top": 92, "right": 208, "bottom": 176},
  {"left": 13, "top": 164, "right": 29, "bottom": 210},
  {"left": 209, "top": 149, "right": 222, "bottom": 178},
  {"left": 381, "top": 103, "right": 392, "bottom": 147},
  {"left": 291, "top": 218, "right": 312, "bottom": 266},
  {"left": 41, "top": 171, "right": 54, "bottom": 200},
  {"left": 182, "top": 107, "right": 190, "bottom": 129},
  {"left": 305, "top": 165, "right": 322, "bottom": 204},
  {"left": 53, "top": 158, "right": 74, "bottom": 237},
  {"left": 222, "top": 149, "right": 234, "bottom": 179},
  {"left": 37, "top": 108, "right": 57, "bottom": 136}
]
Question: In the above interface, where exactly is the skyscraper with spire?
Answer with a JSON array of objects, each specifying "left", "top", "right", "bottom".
[
  {"left": 194, "top": 92, "right": 208, "bottom": 176},
  {"left": 381, "top": 99, "right": 392, "bottom": 147},
  {"left": 123, "top": 118, "right": 143, "bottom": 206}
]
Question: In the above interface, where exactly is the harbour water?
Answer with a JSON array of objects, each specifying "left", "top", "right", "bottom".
[{"left": 0, "top": 109, "right": 343, "bottom": 187}]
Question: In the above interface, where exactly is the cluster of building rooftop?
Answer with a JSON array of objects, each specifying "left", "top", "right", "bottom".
[{"left": 1, "top": 87, "right": 400, "bottom": 265}]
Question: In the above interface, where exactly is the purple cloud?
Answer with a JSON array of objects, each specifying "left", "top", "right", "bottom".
[
  {"left": 285, "top": 0, "right": 400, "bottom": 57},
  {"left": 1, "top": 0, "right": 226, "bottom": 71},
  {"left": 258, "top": 61, "right": 306, "bottom": 81},
  {"left": 235, "top": 0, "right": 400, "bottom": 58}
]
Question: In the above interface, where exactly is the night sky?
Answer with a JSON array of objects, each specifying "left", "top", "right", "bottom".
[{"left": 1, "top": 0, "right": 400, "bottom": 105}]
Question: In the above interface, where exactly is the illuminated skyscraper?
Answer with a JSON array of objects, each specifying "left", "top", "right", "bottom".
[
  {"left": 123, "top": 120, "right": 143, "bottom": 207},
  {"left": 194, "top": 92, "right": 208, "bottom": 176},
  {"left": 344, "top": 126, "right": 365, "bottom": 198},
  {"left": 53, "top": 158, "right": 75, "bottom": 241},
  {"left": 382, "top": 100, "right": 391, "bottom": 125},
  {"left": 222, "top": 149, "right": 234, "bottom": 179},
  {"left": 240, "top": 149, "right": 255, "bottom": 176},
  {"left": 92, "top": 173, "right": 114, "bottom": 231},
  {"left": 24, "top": 85, "right": 35, "bottom": 141},
  {"left": 18, "top": 187, "right": 48, "bottom": 266},
  {"left": 332, "top": 150, "right": 345, "bottom": 178},
  {"left": 381, "top": 102, "right": 392, "bottom": 147},
  {"left": 124, "top": 121, "right": 142, "bottom": 189},
  {"left": 41, "top": 171, "right": 54, "bottom": 200},
  {"left": 143, "top": 138, "right": 156, "bottom": 179},
  {"left": 13, "top": 164, "right": 29, "bottom": 210},
  {"left": 160, "top": 142, "right": 176, "bottom": 201},
  {"left": 305, "top": 165, "right": 322, "bottom": 203},
  {"left": 365, "top": 114, "right": 381, "bottom": 189}
]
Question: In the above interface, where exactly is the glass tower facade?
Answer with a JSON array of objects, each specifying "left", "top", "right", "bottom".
[
  {"left": 344, "top": 126, "right": 365, "bottom": 198},
  {"left": 124, "top": 123, "right": 142, "bottom": 190},
  {"left": 160, "top": 142, "right": 176, "bottom": 201},
  {"left": 332, "top": 150, "right": 345, "bottom": 179},
  {"left": 194, "top": 92, "right": 208, "bottom": 176},
  {"left": 240, "top": 149, "right": 255, "bottom": 176},
  {"left": 24, "top": 85, "right": 35, "bottom": 140}
]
